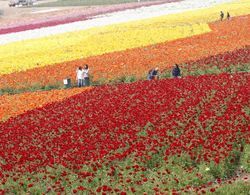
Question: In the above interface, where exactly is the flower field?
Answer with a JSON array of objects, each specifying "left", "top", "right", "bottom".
[
  {"left": 1, "top": 14, "right": 250, "bottom": 89},
  {"left": 0, "top": 73, "right": 249, "bottom": 194},
  {"left": 0, "top": 0, "right": 250, "bottom": 194},
  {"left": 0, "top": 0, "right": 180, "bottom": 34},
  {"left": 0, "top": 22, "right": 210, "bottom": 75},
  {"left": 0, "top": 87, "right": 91, "bottom": 122},
  {"left": 0, "top": 0, "right": 250, "bottom": 76}
]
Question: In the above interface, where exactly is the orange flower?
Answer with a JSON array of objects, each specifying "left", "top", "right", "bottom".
[
  {"left": 0, "top": 87, "right": 91, "bottom": 121},
  {"left": 0, "top": 15, "right": 249, "bottom": 89}
]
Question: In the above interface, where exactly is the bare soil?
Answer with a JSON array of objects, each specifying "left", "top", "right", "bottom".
[{"left": 0, "top": 0, "right": 68, "bottom": 18}]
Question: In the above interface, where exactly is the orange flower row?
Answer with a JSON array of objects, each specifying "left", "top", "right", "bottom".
[
  {"left": 0, "top": 87, "right": 91, "bottom": 121},
  {"left": 0, "top": 15, "right": 249, "bottom": 89}
]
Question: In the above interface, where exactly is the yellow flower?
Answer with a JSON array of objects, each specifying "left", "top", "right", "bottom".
[
  {"left": 0, "top": 0, "right": 249, "bottom": 75},
  {"left": 0, "top": 22, "right": 210, "bottom": 75}
]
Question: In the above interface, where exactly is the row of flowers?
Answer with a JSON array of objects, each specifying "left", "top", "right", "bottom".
[
  {"left": 0, "top": 73, "right": 249, "bottom": 193},
  {"left": 184, "top": 45, "right": 250, "bottom": 71},
  {"left": 1, "top": 0, "right": 250, "bottom": 75},
  {"left": 0, "top": 45, "right": 249, "bottom": 121},
  {"left": 0, "top": 14, "right": 212, "bottom": 74},
  {"left": 2, "top": 0, "right": 224, "bottom": 46},
  {"left": 0, "top": 87, "right": 91, "bottom": 122},
  {"left": 2, "top": 0, "right": 246, "bottom": 37},
  {"left": 0, "top": 15, "right": 249, "bottom": 89},
  {"left": 0, "top": 0, "right": 180, "bottom": 34}
]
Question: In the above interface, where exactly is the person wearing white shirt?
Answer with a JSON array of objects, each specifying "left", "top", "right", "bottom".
[
  {"left": 76, "top": 66, "right": 84, "bottom": 87},
  {"left": 83, "top": 64, "right": 90, "bottom": 86}
]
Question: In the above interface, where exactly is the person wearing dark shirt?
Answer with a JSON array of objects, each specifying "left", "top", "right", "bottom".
[
  {"left": 151, "top": 67, "right": 159, "bottom": 80},
  {"left": 147, "top": 69, "right": 153, "bottom": 80},
  {"left": 220, "top": 11, "right": 224, "bottom": 21},
  {"left": 227, "top": 12, "right": 230, "bottom": 20},
  {"left": 147, "top": 67, "right": 159, "bottom": 80},
  {"left": 172, "top": 64, "right": 181, "bottom": 78}
]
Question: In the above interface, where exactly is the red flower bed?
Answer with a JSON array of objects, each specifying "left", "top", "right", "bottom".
[
  {"left": 184, "top": 46, "right": 250, "bottom": 72},
  {"left": 0, "top": 73, "right": 249, "bottom": 174}
]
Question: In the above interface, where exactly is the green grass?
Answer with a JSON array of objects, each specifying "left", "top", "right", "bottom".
[
  {"left": 0, "top": 83, "right": 64, "bottom": 96},
  {"left": 207, "top": 181, "right": 250, "bottom": 195},
  {"left": 1, "top": 62, "right": 249, "bottom": 96},
  {"left": 161, "top": 62, "right": 250, "bottom": 79},
  {"left": 35, "top": 0, "right": 157, "bottom": 7},
  {"left": 1, "top": 145, "right": 249, "bottom": 194},
  {"left": 240, "top": 144, "right": 250, "bottom": 173}
]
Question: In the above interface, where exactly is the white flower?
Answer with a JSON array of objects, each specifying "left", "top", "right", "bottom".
[
  {"left": 205, "top": 167, "right": 210, "bottom": 171},
  {"left": 0, "top": 0, "right": 234, "bottom": 45}
]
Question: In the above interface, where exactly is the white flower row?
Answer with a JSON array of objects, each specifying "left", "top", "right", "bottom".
[
  {"left": 32, "top": 8, "right": 60, "bottom": 14},
  {"left": 0, "top": 0, "right": 233, "bottom": 45}
]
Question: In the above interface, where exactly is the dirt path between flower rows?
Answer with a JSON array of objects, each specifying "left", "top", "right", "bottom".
[
  {"left": 214, "top": 171, "right": 249, "bottom": 185},
  {"left": 188, "top": 170, "right": 250, "bottom": 193}
]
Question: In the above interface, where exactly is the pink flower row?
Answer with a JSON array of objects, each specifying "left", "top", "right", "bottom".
[{"left": 0, "top": 0, "right": 180, "bottom": 35}]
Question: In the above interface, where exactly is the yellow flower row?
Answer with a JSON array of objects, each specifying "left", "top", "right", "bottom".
[
  {"left": 0, "top": 0, "right": 249, "bottom": 75},
  {"left": 0, "top": 23, "right": 210, "bottom": 75}
]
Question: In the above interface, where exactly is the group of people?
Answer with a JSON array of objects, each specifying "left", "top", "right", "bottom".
[
  {"left": 147, "top": 64, "right": 181, "bottom": 80},
  {"left": 74, "top": 11, "right": 233, "bottom": 87},
  {"left": 76, "top": 64, "right": 90, "bottom": 87},
  {"left": 75, "top": 64, "right": 181, "bottom": 88},
  {"left": 220, "top": 11, "right": 230, "bottom": 21}
]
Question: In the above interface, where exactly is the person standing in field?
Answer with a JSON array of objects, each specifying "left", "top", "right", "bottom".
[
  {"left": 227, "top": 12, "right": 230, "bottom": 20},
  {"left": 172, "top": 64, "right": 181, "bottom": 78},
  {"left": 76, "top": 66, "right": 84, "bottom": 87},
  {"left": 83, "top": 64, "right": 90, "bottom": 86},
  {"left": 220, "top": 11, "right": 224, "bottom": 21}
]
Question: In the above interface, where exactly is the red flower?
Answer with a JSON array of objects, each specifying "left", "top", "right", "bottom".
[
  {"left": 210, "top": 188, "right": 216, "bottom": 192},
  {"left": 77, "top": 186, "right": 86, "bottom": 191}
]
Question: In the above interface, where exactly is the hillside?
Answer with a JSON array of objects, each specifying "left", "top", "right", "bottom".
[{"left": 0, "top": 0, "right": 249, "bottom": 194}]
